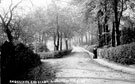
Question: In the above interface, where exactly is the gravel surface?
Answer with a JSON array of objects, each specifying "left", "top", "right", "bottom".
[{"left": 41, "top": 50, "right": 135, "bottom": 84}]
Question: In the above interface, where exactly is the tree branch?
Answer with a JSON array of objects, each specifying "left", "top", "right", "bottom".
[
  {"left": 7, "top": 0, "right": 23, "bottom": 26},
  {"left": 0, "top": 15, "right": 6, "bottom": 27}
]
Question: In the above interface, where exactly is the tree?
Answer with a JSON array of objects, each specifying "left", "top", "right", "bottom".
[
  {"left": 20, "top": 7, "right": 54, "bottom": 51},
  {"left": 0, "top": 0, "right": 23, "bottom": 43},
  {"left": 48, "top": 1, "right": 82, "bottom": 51},
  {"left": 83, "top": 0, "right": 131, "bottom": 47}
]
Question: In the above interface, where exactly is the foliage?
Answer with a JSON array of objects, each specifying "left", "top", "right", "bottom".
[
  {"left": 121, "top": 27, "right": 135, "bottom": 44},
  {"left": 39, "top": 52, "right": 57, "bottom": 59},
  {"left": 98, "top": 42, "right": 135, "bottom": 65},
  {"left": 14, "top": 43, "right": 41, "bottom": 68},
  {"left": 22, "top": 62, "right": 56, "bottom": 81},
  {"left": 54, "top": 49, "right": 72, "bottom": 58},
  {"left": 36, "top": 43, "right": 49, "bottom": 52},
  {"left": 28, "top": 43, "right": 35, "bottom": 51},
  {"left": 40, "top": 49, "right": 72, "bottom": 59},
  {"left": 84, "top": 45, "right": 98, "bottom": 53},
  {"left": 83, "top": 0, "right": 131, "bottom": 47},
  {"left": 1, "top": 41, "right": 41, "bottom": 83},
  {"left": 99, "top": 33, "right": 112, "bottom": 47}
]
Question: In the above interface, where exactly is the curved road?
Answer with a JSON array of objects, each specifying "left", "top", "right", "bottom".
[{"left": 42, "top": 47, "right": 135, "bottom": 84}]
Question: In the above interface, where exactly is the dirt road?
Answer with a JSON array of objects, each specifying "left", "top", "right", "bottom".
[{"left": 42, "top": 49, "right": 135, "bottom": 84}]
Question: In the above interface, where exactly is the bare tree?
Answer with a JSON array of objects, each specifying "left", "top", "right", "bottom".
[{"left": 0, "top": 0, "right": 23, "bottom": 43}]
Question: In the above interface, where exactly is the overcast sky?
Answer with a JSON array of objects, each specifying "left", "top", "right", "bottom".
[{"left": 0, "top": 0, "right": 73, "bottom": 15}]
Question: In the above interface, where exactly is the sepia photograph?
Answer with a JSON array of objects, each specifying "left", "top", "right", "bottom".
[{"left": 0, "top": 0, "right": 135, "bottom": 84}]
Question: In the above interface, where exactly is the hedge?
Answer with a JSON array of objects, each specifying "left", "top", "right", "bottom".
[
  {"left": 121, "top": 28, "right": 135, "bottom": 45},
  {"left": 1, "top": 41, "right": 41, "bottom": 84},
  {"left": 36, "top": 43, "right": 49, "bottom": 52},
  {"left": 97, "top": 42, "right": 135, "bottom": 65},
  {"left": 40, "top": 49, "right": 72, "bottom": 59},
  {"left": 39, "top": 51, "right": 57, "bottom": 59}
]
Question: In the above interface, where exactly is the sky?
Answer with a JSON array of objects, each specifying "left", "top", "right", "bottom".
[
  {"left": 0, "top": 0, "right": 73, "bottom": 15},
  {"left": 0, "top": 0, "right": 133, "bottom": 19}
]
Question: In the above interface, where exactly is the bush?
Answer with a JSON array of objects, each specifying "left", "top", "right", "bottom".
[
  {"left": 1, "top": 41, "right": 41, "bottom": 83},
  {"left": 14, "top": 43, "right": 41, "bottom": 69},
  {"left": 121, "top": 28, "right": 135, "bottom": 44},
  {"left": 28, "top": 43, "right": 35, "bottom": 51},
  {"left": 39, "top": 52, "right": 56, "bottom": 59},
  {"left": 54, "top": 49, "right": 72, "bottom": 58},
  {"left": 37, "top": 43, "right": 49, "bottom": 52},
  {"left": 98, "top": 42, "right": 135, "bottom": 65},
  {"left": 40, "top": 49, "right": 72, "bottom": 59}
]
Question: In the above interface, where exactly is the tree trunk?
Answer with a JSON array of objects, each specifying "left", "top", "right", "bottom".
[
  {"left": 60, "top": 32, "right": 62, "bottom": 51},
  {"left": 104, "top": 0, "right": 107, "bottom": 45},
  {"left": 114, "top": 0, "right": 120, "bottom": 46},
  {"left": 116, "top": 24, "right": 120, "bottom": 45},
  {"left": 65, "top": 39, "right": 68, "bottom": 50},
  {"left": 54, "top": 32, "right": 57, "bottom": 51},
  {"left": 85, "top": 34, "right": 88, "bottom": 43},
  {"left": 112, "top": 21, "right": 115, "bottom": 47},
  {"left": 98, "top": 20, "right": 102, "bottom": 47},
  {"left": 106, "top": 25, "right": 109, "bottom": 45},
  {"left": 103, "top": 25, "right": 106, "bottom": 45},
  {"left": 56, "top": 32, "right": 60, "bottom": 51},
  {"left": 5, "top": 26, "right": 13, "bottom": 43}
]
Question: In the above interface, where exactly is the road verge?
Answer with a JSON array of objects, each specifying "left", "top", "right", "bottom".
[{"left": 77, "top": 46, "right": 135, "bottom": 75}]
